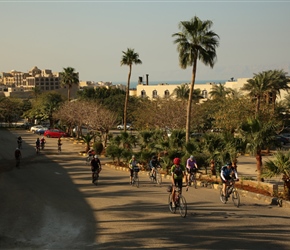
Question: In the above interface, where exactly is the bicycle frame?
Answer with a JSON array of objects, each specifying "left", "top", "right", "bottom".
[
  {"left": 220, "top": 178, "right": 240, "bottom": 207},
  {"left": 168, "top": 186, "right": 187, "bottom": 218}
]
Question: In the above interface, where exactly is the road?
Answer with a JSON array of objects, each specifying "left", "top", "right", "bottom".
[{"left": 0, "top": 129, "right": 290, "bottom": 249}]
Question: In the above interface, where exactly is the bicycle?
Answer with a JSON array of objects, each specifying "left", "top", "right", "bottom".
[
  {"left": 131, "top": 167, "right": 140, "bottom": 188},
  {"left": 168, "top": 185, "right": 187, "bottom": 218},
  {"left": 219, "top": 178, "right": 240, "bottom": 207},
  {"left": 36, "top": 145, "right": 40, "bottom": 154},
  {"left": 187, "top": 169, "right": 198, "bottom": 188},
  {"left": 149, "top": 166, "right": 162, "bottom": 185},
  {"left": 92, "top": 171, "right": 100, "bottom": 185},
  {"left": 15, "top": 157, "right": 21, "bottom": 168}
]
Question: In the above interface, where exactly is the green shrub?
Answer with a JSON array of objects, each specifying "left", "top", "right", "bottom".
[{"left": 93, "top": 141, "right": 104, "bottom": 155}]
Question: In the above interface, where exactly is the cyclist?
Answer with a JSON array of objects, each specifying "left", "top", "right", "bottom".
[
  {"left": 220, "top": 162, "right": 239, "bottom": 197},
  {"left": 129, "top": 155, "right": 139, "bottom": 185},
  {"left": 171, "top": 157, "right": 188, "bottom": 207},
  {"left": 57, "top": 138, "right": 62, "bottom": 152},
  {"left": 17, "top": 136, "right": 22, "bottom": 149},
  {"left": 90, "top": 155, "right": 102, "bottom": 183},
  {"left": 35, "top": 138, "right": 40, "bottom": 152},
  {"left": 40, "top": 137, "right": 46, "bottom": 150},
  {"left": 149, "top": 155, "right": 161, "bottom": 178},
  {"left": 15, "top": 148, "right": 21, "bottom": 168},
  {"left": 186, "top": 155, "right": 198, "bottom": 187}
]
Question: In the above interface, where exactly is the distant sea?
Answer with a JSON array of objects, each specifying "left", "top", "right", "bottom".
[{"left": 113, "top": 80, "right": 227, "bottom": 89}]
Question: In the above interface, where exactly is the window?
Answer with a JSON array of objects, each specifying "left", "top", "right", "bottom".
[
  {"left": 152, "top": 90, "right": 157, "bottom": 98},
  {"left": 164, "top": 90, "right": 170, "bottom": 98},
  {"left": 141, "top": 90, "right": 146, "bottom": 98}
]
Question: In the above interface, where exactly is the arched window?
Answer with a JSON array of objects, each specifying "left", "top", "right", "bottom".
[
  {"left": 202, "top": 90, "right": 208, "bottom": 99},
  {"left": 152, "top": 90, "right": 157, "bottom": 98},
  {"left": 141, "top": 90, "right": 146, "bottom": 98},
  {"left": 164, "top": 90, "right": 170, "bottom": 98}
]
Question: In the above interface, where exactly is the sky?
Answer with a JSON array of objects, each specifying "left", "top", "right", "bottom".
[{"left": 1, "top": 0, "right": 290, "bottom": 84}]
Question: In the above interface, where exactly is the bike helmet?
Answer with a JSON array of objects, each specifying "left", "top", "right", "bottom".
[
  {"left": 226, "top": 162, "right": 232, "bottom": 166},
  {"left": 190, "top": 155, "right": 194, "bottom": 160},
  {"left": 173, "top": 157, "right": 180, "bottom": 165},
  {"left": 16, "top": 148, "right": 19, "bottom": 150},
  {"left": 152, "top": 156, "right": 157, "bottom": 160},
  {"left": 94, "top": 155, "right": 98, "bottom": 159},
  {"left": 132, "top": 155, "right": 135, "bottom": 159}
]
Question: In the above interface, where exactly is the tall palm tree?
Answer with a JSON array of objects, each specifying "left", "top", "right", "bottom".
[
  {"left": 120, "top": 48, "right": 142, "bottom": 132},
  {"left": 172, "top": 16, "right": 220, "bottom": 143},
  {"left": 60, "top": 67, "right": 79, "bottom": 101}
]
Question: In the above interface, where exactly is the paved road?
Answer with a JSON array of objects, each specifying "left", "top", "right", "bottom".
[{"left": 1, "top": 129, "right": 290, "bottom": 249}]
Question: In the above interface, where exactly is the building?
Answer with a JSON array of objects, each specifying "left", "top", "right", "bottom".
[
  {"left": 134, "top": 78, "right": 290, "bottom": 102},
  {"left": 0, "top": 66, "right": 79, "bottom": 99}
]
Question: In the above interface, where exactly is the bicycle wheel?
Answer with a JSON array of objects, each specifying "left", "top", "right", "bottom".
[
  {"left": 168, "top": 194, "right": 176, "bottom": 214},
  {"left": 178, "top": 195, "right": 187, "bottom": 218},
  {"left": 219, "top": 189, "right": 227, "bottom": 204},
  {"left": 86, "top": 156, "right": 91, "bottom": 165},
  {"left": 149, "top": 172, "right": 154, "bottom": 183},
  {"left": 16, "top": 159, "right": 20, "bottom": 168},
  {"left": 232, "top": 190, "right": 240, "bottom": 207},
  {"left": 192, "top": 175, "right": 197, "bottom": 189},
  {"left": 135, "top": 176, "right": 139, "bottom": 188},
  {"left": 156, "top": 172, "right": 162, "bottom": 185}
]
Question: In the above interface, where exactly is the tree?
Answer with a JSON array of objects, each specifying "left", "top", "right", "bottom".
[
  {"left": 241, "top": 70, "right": 289, "bottom": 117},
  {"left": 172, "top": 16, "right": 220, "bottom": 143},
  {"left": 263, "top": 151, "right": 290, "bottom": 200},
  {"left": 209, "top": 83, "right": 231, "bottom": 100},
  {"left": 240, "top": 118, "right": 277, "bottom": 181},
  {"left": 120, "top": 48, "right": 142, "bottom": 132},
  {"left": 60, "top": 67, "right": 79, "bottom": 101}
]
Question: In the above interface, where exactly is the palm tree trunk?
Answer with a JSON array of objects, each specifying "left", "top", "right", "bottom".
[
  {"left": 124, "top": 65, "right": 132, "bottom": 133},
  {"left": 68, "top": 86, "right": 71, "bottom": 102},
  {"left": 186, "top": 59, "right": 197, "bottom": 143},
  {"left": 255, "top": 150, "right": 262, "bottom": 181},
  {"left": 255, "top": 96, "right": 260, "bottom": 118}
]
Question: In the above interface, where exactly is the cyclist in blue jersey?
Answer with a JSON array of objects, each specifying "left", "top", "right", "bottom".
[{"left": 220, "top": 162, "right": 239, "bottom": 197}]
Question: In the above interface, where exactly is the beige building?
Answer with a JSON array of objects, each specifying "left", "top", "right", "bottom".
[
  {"left": 134, "top": 78, "right": 289, "bottom": 102},
  {"left": 0, "top": 66, "right": 79, "bottom": 99}
]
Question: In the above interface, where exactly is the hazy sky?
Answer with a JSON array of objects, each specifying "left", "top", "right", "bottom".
[{"left": 1, "top": 0, "right": 290, "bottom": 83}]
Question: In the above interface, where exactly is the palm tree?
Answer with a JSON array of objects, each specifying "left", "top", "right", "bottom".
[
  {"left": 60, "top": 67, "right": 79, "bottom": 101},
  {"left": 241, "top": 69, "right": 289, "bottom": 117},
  {"left": 172, "top": 16, "right": 220, "bottom": 143},
  {"left": 209, "top": 83, "right": 231, "bottom": 100},
  {"left": 120, "top": 48, "right": 142, "bottom": 132},
  {"left": 263, "top": 151, "right": 290, "bottom": 200},
  {"left": 174, "top": 84, "right": 189, "bottom": 100},
  {"left": 241, "top": 118, "right": 277, "bottom": 181}
]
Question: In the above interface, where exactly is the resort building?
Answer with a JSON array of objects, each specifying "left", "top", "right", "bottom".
[{"left": 0, "top": 66, "right": 79, "bottom": 99}]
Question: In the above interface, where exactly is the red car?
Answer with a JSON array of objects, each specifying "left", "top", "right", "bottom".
[{"left": 44, "top": 129, "right": 69, "bottom": 138}]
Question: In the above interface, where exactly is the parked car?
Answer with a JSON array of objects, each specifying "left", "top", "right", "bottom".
[
  {"left": 117, "top": 124, "right": 132, "bottom": 130},
  {"left": 73, "top": 126, "right": 90, "bottom": 134},
  {"left": 30, "top": 125, "right": 46, "bottom": 133},
  {"left": 35, "top": 127, "right": 49, "bottom": 135},
  {"left": 44, "top": 129, "right": 69, "bottom": 138}
]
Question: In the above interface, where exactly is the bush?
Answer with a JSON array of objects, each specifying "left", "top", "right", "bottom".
[{"left": 93, "top": 142, "right": 104, "bottom": 155}]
